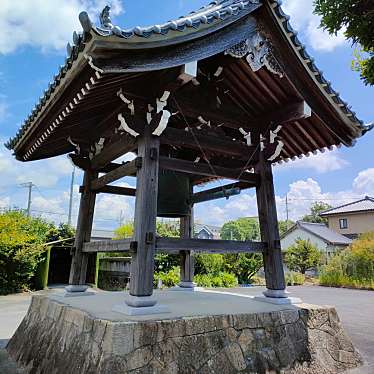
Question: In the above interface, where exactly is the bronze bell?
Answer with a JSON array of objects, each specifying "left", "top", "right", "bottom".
[{"left": 157, "top": 170, "right": 190, "bottom": 218}]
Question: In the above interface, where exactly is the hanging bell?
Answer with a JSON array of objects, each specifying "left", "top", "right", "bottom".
[{"left": 157, "top": 170, "right": 190, "bottom": 218}]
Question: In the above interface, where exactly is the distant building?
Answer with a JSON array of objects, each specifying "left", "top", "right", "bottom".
[
  {"left": 194, "top": 223, "right": 221, "bottom": 239},
  {"left": 320, "top": 196, "right": 374, "bottom": 239},
  {"left": 91, "top": 229, "right": 116, "bottom": 241},
  {"left": 281, "top": 221, "right": 352, "bottom": 258}
]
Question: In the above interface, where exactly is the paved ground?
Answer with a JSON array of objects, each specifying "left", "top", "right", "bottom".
[{"left": 0, "top": 285, "right": 373, "bottom": 373}]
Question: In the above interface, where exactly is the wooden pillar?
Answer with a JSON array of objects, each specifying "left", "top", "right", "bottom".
[
  {"left": 129, "top": 126, "right": 159, "bottom": 299},
  {"left": 68, "top": 169, "right": 98, "bottom": 287},
  {"left": 255, "top": 153, "right": 286, "bottom": 296},
  {"left": 179, "top": 204, "right": 195, "bottom": 287}
]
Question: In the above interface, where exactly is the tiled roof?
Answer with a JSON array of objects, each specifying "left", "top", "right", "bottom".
[
  {"left": 88, "top": 1, "right": 259, "bottom": 39},
  {"left": 6, "top": 0, "right": 372, "bottom": 154},
  {"left": 320, "top": 196, "right": 374, "bottom": 216},
  {"left": 295, "top": 221, "right": 352, "bottom": 245}
]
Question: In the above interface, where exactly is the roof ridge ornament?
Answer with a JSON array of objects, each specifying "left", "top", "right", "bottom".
[
  {"left": 226, "top": 31, "right": 284, "bottom": 78},
  {"left": 100, "top": 5, "right": 113, "bottom": 29}
]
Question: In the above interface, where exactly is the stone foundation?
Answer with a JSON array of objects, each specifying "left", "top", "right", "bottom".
[{"left": 7, "top": 292, "right": 362, "bottom": 373}]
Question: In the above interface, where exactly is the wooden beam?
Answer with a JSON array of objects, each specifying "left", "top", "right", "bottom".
[
  {"left": 192, "top": 181, "right": 256, "bottom": 204},
  {"left": 94, "top": 185, "right": 136, "bottom": 196},
  {"left": 81, "top": 237, "right": 266, "bottom": 254},
  {"left": 156, "top": 238, "right": 266, "bottom": 254},
  {"left": 159, "top": 156, "right": 260, "bottom": 183},
  {"left": 255, "top": 153, "right": 286, "bottom": 291},
  {"left": 161, "top": 127, "right": 256, "bottom": 158},
  {"left": 90, "top": 158, "right": 141, "bottom": 191},
  {"left": 82, "top": 238, "right": 133, "bottom": 253},
  {"left": 176, "top": 98, "right": 311, "bottom": 130},
  {"left": 90, "top": 136, "right": 137, "bottom": 170}
]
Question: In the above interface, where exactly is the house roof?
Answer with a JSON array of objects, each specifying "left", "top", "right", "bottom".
[
  {"left": 320, "top": 196, "right": 374, "bottom": 217},
  {"left": 6, "top": 0, "right": 371, "bottom": 164},
  {"left": 283, "top": 221, "right": 352, "bottom": 246},
  {"left": 195, "top": 223, "right": 222, "bottom": 235}
]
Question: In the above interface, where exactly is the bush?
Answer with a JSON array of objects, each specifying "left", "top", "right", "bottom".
[
  {"left": 319, "top": 232, "right": 374, "bottom": 290},
  {"left": 0, "top": 211, "right": 53, "bottom": 294},
  {"left": 285, "top": 271, "right": 305, "bottom": 286},
  {"left": 154, "top": 266, "right": 180, "bottom": 288},
  {"left": 194, "top": 272, "right": 238, "bottom": 288},
  {"left": 194, "top": 254, "right": 224, "bottom": 275}
]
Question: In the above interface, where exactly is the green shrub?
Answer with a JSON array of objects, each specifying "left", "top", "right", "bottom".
[
  {"left": 285, "top": 271, "right": 305, "bottom": 286},
  {"left": 0, "top": 211, "right": 53, "bottom": 294},
  {"left": 194, "top": 254, "right": 224, "bottom": 275},
  {"left": 319, "top": 232, "right": 374, "bottom": 290},
  {"left": 154, "top": 266, "right": 180, "bottom": 288},
  {"left": 194, "top": 272, "right": 238, "bottom": 288}
]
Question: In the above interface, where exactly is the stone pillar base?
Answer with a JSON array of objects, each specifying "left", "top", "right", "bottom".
[{"left": 64, "top": 285, "right": 96, "bottom": 297}]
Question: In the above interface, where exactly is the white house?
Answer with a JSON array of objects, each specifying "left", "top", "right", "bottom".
[{"left": 281, "top": 221, "right": 352, "bottom": 258}]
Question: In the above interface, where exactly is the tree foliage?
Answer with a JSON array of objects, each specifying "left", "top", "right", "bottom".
[
  {"left": 302, "top": 201, "right": 331, "bottom": 224},
  {"left": 285, "top": 238, "right": 322, "bottom": 274},
  {"left": 223, "top": 253, "right": 263, "bottom": 284},
  {"left": 319, "top": 232, "right": 374, "bottom": 289},
  {"left": 314, "top": 0, "right": 374, "bottom": 85},
  {"left": 278, "top": 220, "right": 295, "bottom": 237},
  {"left": 0, "top": 211, "right": 54, "bottom": 294},
  {"left": 220, "top": 217, "right": 260, "bottom": 241}
]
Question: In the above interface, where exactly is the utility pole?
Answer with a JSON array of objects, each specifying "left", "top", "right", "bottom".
[
  {"left": 285, "top": 194, "right": 289, "bottom": 228},
  {"left": 20, "top": 182, "right": 35, "bottom": 216},
  {"left": 68, "top": 166, "right": 75, "bottom": 226}
]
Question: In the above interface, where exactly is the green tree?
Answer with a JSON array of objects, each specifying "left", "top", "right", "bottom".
[
  {"left": 223, "top": 253, "right": 263, "bottom": 284},
  {"left": 314, "top": 0, "right": 374, "bottom": 85},
  {"left": 114, "top": 222, "right": 134, "bottom": 239},
  {"left": 285, "top": 238, "right": 322, "bottom": 274},
  {"left": 0, "top": 211, "right": 54, "bottom": 294},
  {"left": 302, "top": 201, "right": 331, "bottom": 224},
  {"left": 220, "top": 217, "right": 260, "bottom": 241},
  {"left": 278, "top": 220, "right": 295, "bottom": 237}
]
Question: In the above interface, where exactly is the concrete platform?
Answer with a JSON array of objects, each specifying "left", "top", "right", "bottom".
[{"left": 7, "top": 290, "right": 362, "bottom": 373}]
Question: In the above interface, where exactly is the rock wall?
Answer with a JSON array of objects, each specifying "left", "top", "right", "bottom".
[{"left": 7, "top": 296, "right": 362, "bottom": 373}]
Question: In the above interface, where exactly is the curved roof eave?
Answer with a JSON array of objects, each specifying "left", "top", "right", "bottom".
[
  {"left": 6, "top": 0, "right": 371, "bottom": 156},
  {"left": 267, "top": 0, "right": 369, "bottom": 139}
]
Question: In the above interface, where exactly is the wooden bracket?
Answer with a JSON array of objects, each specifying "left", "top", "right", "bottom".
[
  {"left": 135, "top": 156, "right": 143, "bottom": 169},
  {"left": 145, "top": 232, "right": 154, "bottom": 244},
  {"left": 129, "top": 241, "right": 138, "bottom": 255}
]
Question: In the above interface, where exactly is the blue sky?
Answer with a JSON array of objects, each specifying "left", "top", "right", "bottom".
[{"left": 0, "top": 0, "right": 373, "bottom": 229}]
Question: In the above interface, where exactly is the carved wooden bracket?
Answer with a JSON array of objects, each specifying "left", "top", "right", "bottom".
[{"left": 225, "top": 31, "right": 284, "bottom": 78}]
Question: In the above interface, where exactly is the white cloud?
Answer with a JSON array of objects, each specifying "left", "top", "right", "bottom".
[
  {"left": 195, "top": 166, "right": 374, "bottom": 226},
  {"left": 282, "top": 0, "right": 346, "bottom": 52},
  {"left": 0, "top": 0, "right": 123, "bottom": 54},
  {"left": 276, "top": 149, "right": 349, "bottom": 173},
  {"left": 352, "top": 168, "right": 374, "bottom": 195}
]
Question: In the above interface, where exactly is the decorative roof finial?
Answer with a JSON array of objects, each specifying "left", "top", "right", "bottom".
[{"left": 100, "top": 5, "right": 113, "bottom": 29}]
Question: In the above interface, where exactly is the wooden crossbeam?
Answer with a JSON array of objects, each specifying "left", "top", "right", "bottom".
[
  {"left": 90, "top": 136, "right": 136, "bottom": 170},
  {"left": 156, "top": 238, "right": 266, "bottom": 254},
  {"left": 159, "top": 156, "right": 260, "bottom": 183},
  {"left": 82, "top": 238, "right": 134, "bottom": 253},
  {"left": 90, "top": 157, "right": 141, "bottom": 191},
  {"left": 161, "top": 127, "right": 255, "bottom": 157},
  {"left": 176, "top": 99, "right": 311, "bottom": 130},
  {"left": 94, "top": 185, "right": 136, "bottom": 196},
  {"left": 192, "top": 181, "right": 255, "bottom": 204},
  {"left": 82, "top": 238, "right": 266, "bottom": 254}
]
